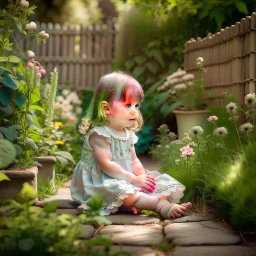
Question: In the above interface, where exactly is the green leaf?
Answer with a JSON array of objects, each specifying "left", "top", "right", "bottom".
[
  {"left": 0, "top": 67, "right": 4, "bottom": 76},
  {"left": 29, "top": 105, "right": 46, "bottom": 115},
  {"left": 0, "top": 73, "right": 18, "bottom": 89},
  {"left": 0, "top": 104, "right": 12, "bottom": 116},
  {"left": 0, "top": 126, "right": 20, "bottom": 142},
  {"left": 0, "top": 139, "right": 16, "bottom": 169},
  {"left": 146, "top": 61, "right": 159, "bottom": 74},
  {"left": 132, "top": 66, "right": 145, "bottom": 79},
  {"left": 0, "top": 86, "right": 13, "bottom": 105},
  {"left": 18, "top": 182, "right": 37, "bottom": 202},
  {"left": 124, "top": 59, "right": 135, "bottom": 70},
  {"left": 147, "top": 40, "right": 161, "bottom": 48},
  {"left": 16, "top": 23, "right": 23, "bottom": 33},
  {"left": 144, "top": 76, "right": 156, "bottom": 85},
  {"left": 148, "top": 49, "right": 165, "bottom": 67},
  {"left": 44, "top": 202, "right": 58, "bottom": 213},
  {"left": 26, "top": 137, "right": 38, "bottom": 152},
  {"left": 133, "top": 55, "right": 147, "bottom": 65},
  {"left": 13, "top": 143, "right": 22, "bottom": 156},
  {"left": 0, "top": 20, "right": 4, "bottom": 26},
  {"left": 54, "top": 151, "right": 75, "bottom": 163},
  {"left": 163, "top": 47, "right": 173, "bottom": 57},
  {"left": 0, "top": 173, "right": 10, "bottom": 182},
  {"left": 235, "top": 1, "right": 248, "bottom": 14},
  {"left": 55, "top": 155, "right": 68, "bottom": 165},
  {"left": 14, "top": 91, "right": 26, "bottom": 108},
  {"left": 30, "top": 86, "right": 41, "bottom": 104},
  {"left": 0, "top": 56, "right": 21, "bottom": 63}
]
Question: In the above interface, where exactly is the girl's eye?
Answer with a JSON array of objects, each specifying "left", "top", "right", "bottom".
[
  {"left": 126, "top": 104, "right": 131, "bottom": 108},
  {"left": 135, "top": 104, "right": 140, "bottom": 108}
]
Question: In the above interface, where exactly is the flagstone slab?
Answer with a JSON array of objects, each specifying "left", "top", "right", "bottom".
[
  {"left": 172, "top": 246, "right": 256, "bottom": 256},
  {"left": 98, "top": 224, "right": 164, "bottom": 246},
  {"left": 79, "top": 225, "right": 95, "bottom": 240},
  {"left": 56, "top": 208, "right": 79, "bottom": 216},
  {"left": 106, "top": 213, "right": 161, "bottom": 225},
  {"left": 35, "top": 198, "right": 79, "bottom": 209},
  {"left": 164, "top": 215, "right": 213, "bottom": 224},
  {"left": 165, "top": 221, "right": 241, "bottom": 246},
  {"left": 91, "top": 245, "right": 166, "bottom": 256}
]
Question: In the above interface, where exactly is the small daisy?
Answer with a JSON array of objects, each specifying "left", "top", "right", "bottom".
[
  {"left": 207, "top": 116, "right": 218, "bottom": 122},
  {"left": 239, "top": 122, "right": 254, "bottom": 134},
  {"left": 213, "top": 127, "right": 228, "bottom": 137},
  {"left": 190, "top": 126, "right": 204, "bottom": 136},
  {"left": 226, "top": 102, "right": 238, "bottom": 114},
  {"left": 244, "top": 93, "right": 256, "bottom": 107}
]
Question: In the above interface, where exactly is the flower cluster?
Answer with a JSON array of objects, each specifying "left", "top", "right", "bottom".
[
  {"left": 157, "top": 57, "right": 206, "bottom": 110},
  {"left": 54, "top": 90, "right": 82, "bottom": 125},
  {"left": 180, "top": 145, "right": 195, "bottom": 157}
]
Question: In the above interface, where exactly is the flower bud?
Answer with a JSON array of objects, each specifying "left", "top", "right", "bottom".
[
  {"left": 36, "top": 72, "right": 42, "bottom": 78},
  {"left": 27, "top": 61, "right": 34, "bottom": 68},
  {"left": 39, "top": 30, "right": 49, "bottom": 39},
  {"left": 26, "top": 21, "right": 37, "bottom": 31},
  {"left": 26, "top": 50, "right": 35, "bottom": 59},
  {"left": 40, "top": 69, "right": 46, "bottom": 75},
  {"left": 20, "top": 0, "right": 29, "bottom": 8}
]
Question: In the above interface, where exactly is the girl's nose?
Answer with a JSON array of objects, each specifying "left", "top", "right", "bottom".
[{"left": 130, "top": 110, "right": 136, "bottom": 116}]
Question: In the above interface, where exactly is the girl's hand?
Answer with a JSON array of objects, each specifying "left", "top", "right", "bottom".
[{"left": 132, "top": 174, "right": 156, "bottom": 193}]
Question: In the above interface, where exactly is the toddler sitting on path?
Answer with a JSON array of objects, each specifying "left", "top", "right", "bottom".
[{"left": 70, "top": 71, "right": 192, "bottom": 218}]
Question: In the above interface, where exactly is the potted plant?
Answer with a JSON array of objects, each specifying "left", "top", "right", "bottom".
[
  {"left": 35, "top": 68, "right": 75, "bottom": 185},
  {"left": 158, "top": 57, "right": 208, "bottom": 138},
  {"left": 0, "top": 0, "right": 49, "bottom": 201}
]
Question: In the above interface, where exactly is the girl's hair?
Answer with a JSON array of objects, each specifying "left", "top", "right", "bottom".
[{"left": 79, "top": 71, "right": 144, "bottom": 134}]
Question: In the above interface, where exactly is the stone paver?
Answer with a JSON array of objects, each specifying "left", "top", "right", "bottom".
[
  {"left": 106, "top": 213, "right": 161, "bottom": 225},
  {"left": 98, "top": 224, "right": 164, "bottom": 246},
  {"left": 172, "top": 246, "right": 256, "bottom": 256},
  {"left": 80, "top": 225, "right": 95, "bottom": 240},
  {"left": 165, "top": 221, "right": 241, "bottom": 246},
  {"left": 164, "top": 215, "right": 213, "bottom": 223}
]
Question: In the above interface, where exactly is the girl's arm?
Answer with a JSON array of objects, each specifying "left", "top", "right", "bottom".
[
  {"left": 131, "top": 146, "right": 145, "bottom": 176},
  {"left": 89, "top": 133, "right": 136, "bottom": 183}
]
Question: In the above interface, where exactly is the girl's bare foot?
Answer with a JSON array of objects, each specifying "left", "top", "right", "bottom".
[
  {"left": 118, "top": 205, "right": 141, "bottom": 215},
  {"left": 181, "top": 202, "right": 192, "bottom": 210}
]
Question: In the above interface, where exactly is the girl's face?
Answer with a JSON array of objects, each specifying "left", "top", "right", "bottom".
[{"left": 107, "top": 91, "right": 141, "bottom": 131}]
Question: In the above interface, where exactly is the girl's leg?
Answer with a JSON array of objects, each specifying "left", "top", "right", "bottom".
[{"left": 123, "top": 192, "right": 192, "bottom": 218}]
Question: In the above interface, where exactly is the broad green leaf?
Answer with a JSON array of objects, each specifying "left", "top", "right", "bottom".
[
  {"left": 27, "top": 113, "right": 41, "bottom": 129},
  {"left": 133, "top": 55, "right": 147, "bottom": 65},
  {"left": 160, "top": 102, "right": 182, "bottom": 116},
  {"left": 16, "top": 72, "right": 24, "bottom": 80},
  {"left": 0, "top": 173, "right": 10, "bottom": 182},
  {"left": 124, "top": 59, "right": 135, "bottom": 70},
  {"left": 0, "top": 56, "right": 21, "bottom": 63},
  {"left": 29, "top": 105, "right": 46, "bottom": 115},
  {"left": 55, "top": 155, "right": 68, "bottom": 164},
  {"left": 30, "top": 86, "right": 41, "bottom": 104},
  {"left": 147, "top": 40, "right": 161, "bottom": 48},
  {"left": 0, "top": 73, "right": 18, "bottom": 89},
  {"left": 163, "top": 47, "right": 173, "bottom": 57},
  {"left": 146, "top": 61, "right": 159, "bottom": 74},
  {"left": 0, "top": 86, "right": 13, "bottom": 106},
  {"left": 0, "top": 67, "right": 4, "bottom": 76},
  {"left": 54, "top": 151, "right": 75, "bottom": 163},
  {"left": 44, "top": 202, "right": 58, "bottom": 213},
  {"left": 13, "top": 143, "right": 23, "bottom": 156},
  {"left": 18, "top": 182, "right": 37, "bottom": 202},
  {"left": 0, "top": 126, "right": 20, "bottom": 142},
  {"left": 0, "top": 104, "right": 12, "bottom": 116},
  {"left": 26, "top": 137, "right": 38, "bottom": 152},
  {"left": 16, "top": 23, "right": 23, "bottom": 33},
  {"left": 132, "top": 66, "right": 145, "bottom": 79},
  {"left": 14, "top": 91, "right": 26, "bottom": 108},
  {"left": 144, "top": 76, "right": 156, "bottom": 85},
  {"left": 148, "top": 49, "right": 165, "bottom": 67},
  {"left": 0, "top": 139, "right": 16, "bottom": 169}
]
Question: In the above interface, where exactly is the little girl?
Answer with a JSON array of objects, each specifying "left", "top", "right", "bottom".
[{"left": 70, "top": 71, "right": 192, "bottom": 218}]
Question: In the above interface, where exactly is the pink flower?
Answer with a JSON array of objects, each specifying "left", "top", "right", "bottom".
[
  {"left": 39, "top": 30, "right": 49, "bottom": 39},
  {"left": 40, "top": 69, "right": 46, "bottom": 75},
  {"left": 26, "top": 50, "right": 35, "bottom": 59},
  {"left": 180, "top": 145, "right": 195, "bottom": 157},
  {"left": 207, "top": 115, "right": 218, "bottom": 122},
  {"left": 27, "top": 61, "right": 34, "bottom": 68},
  {"left": 36, "top": 72, "right": 42, "bottom": 78},
  {"left": 20, "top": 0, "right": 29, "bottom": 8},
  {"left": 26, "top": 21, "right": 37, "bottom": 31}
]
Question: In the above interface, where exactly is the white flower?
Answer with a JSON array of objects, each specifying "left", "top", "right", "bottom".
[
  {"left": 62, "top": 89, "right": 71, "bottom": 96},
  {"left": 226, "top": 102, "right": 238, "bottom": 114},
  {"left": 56, "top": 95, "right": 64, "bottom": 104},
  {"left": 168, "top": 132, "right": 177, "bottom": 140},
  {"left": 26, "top": 21, "right": 37, "bottom": 31},
  {"left": 207, "top": 115, "right": 218, "bottom": 122},
  {"left": 26, "top": 50, "right": 35, "bottom": 58},
  {"left": 20, "top": 0, "right": 29, "bottom": 8},
  {"left": 170, "top": 140, "right": 183, "bottom": 145},
  {"left": 67, "top": 92, "right": 81, "bottom": 104},
  {"left": 157, "top": 124, "right": 170, "bottom": 132},
  {"left": 174, "top": 83, "right": 187, "bottom": 91},
  {"left": 183, "top": 134, "right": 192, "bottom": 142},
  {"left": 168, "top": 70, "right": 187, "bottom": 80},
  {"left": 165, "top": 145, "right": 170, "bottom": 148},
  {"left": 157, "top": 145, "right": 162, "bottom": 148},
  {"left": 182, "top": 74, "right": 194, "bottom": 81},
  {"left": 39, "top": 30, "right": 49, "bottom": 39},
  {"left": 239, "top": 122, "right": 254, "bottom": 134},
  {"left": 190, "top": 126, "right": 204, "bottom": 136},
  {"left": 180, "top": 145, "right": 195, "bottom": 157},
  {"left": 197, "top": 57, "right": 204, "bottom": 67},
  {"left": 189, "top": 142, "right": 197, "bottom": 147},
  {"left": 175, "top": 159, "right": 180, "bottom": 163},
  {"left": 244, "top": 93, "right": 256, "bottom": 107},
  {"left": 75, "top": 107, "right": 82, "bottom": 115},
  {"left": 213, "top": 127, "right": 228, "bottom": 137}
]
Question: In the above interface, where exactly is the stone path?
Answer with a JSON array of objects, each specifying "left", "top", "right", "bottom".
[{"left": 36, "top": 155, "right": 256, "bottom": 256}]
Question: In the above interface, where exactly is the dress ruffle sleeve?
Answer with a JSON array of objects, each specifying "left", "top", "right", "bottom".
[
  {"left": 88, "top": 126, "right": 112, "bottom": 144},
  {"left": 129, "top": 131, "right": 139, "bottom": 145}
]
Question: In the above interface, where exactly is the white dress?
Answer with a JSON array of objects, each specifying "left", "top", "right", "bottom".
[{"left": 70, "top": 126, "right": 185, "bottom": 215}]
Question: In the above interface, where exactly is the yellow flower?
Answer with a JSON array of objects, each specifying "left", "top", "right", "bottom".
[
  {"left": 56, "top": 140, "right": 64, "bottom": 145},
  {"left": 54, "top": 122, "right": 63, "bottom": 127}
]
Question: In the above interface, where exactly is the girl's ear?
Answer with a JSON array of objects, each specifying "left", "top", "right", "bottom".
[{"left": 101, "top": 101, "right": 111, "bottom": 115}]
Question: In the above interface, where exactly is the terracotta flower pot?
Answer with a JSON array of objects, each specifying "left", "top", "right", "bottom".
[
  {"left": 0, "top": 166, "right": 38, "bottom": 202},
  {"left": 35, "top": 156, "right": 56, "bottom": 183},
  {"left": 173, "top": 109, "right": 209, "bottom": 139}
]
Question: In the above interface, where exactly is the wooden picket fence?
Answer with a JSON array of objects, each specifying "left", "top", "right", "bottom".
[
  {"left": 184, "top": 12, "right": 256, "bottom": 106},
  {"left": 16, "top": 20, "right": 116, "bottom": 90}
]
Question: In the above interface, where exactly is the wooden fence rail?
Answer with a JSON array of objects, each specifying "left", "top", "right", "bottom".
[
  {"left": 15, "top": 20, "right": 116, "bottom": 90},
  {"left": 184, "top": 12, "right": 256, "bottom": 106}
]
